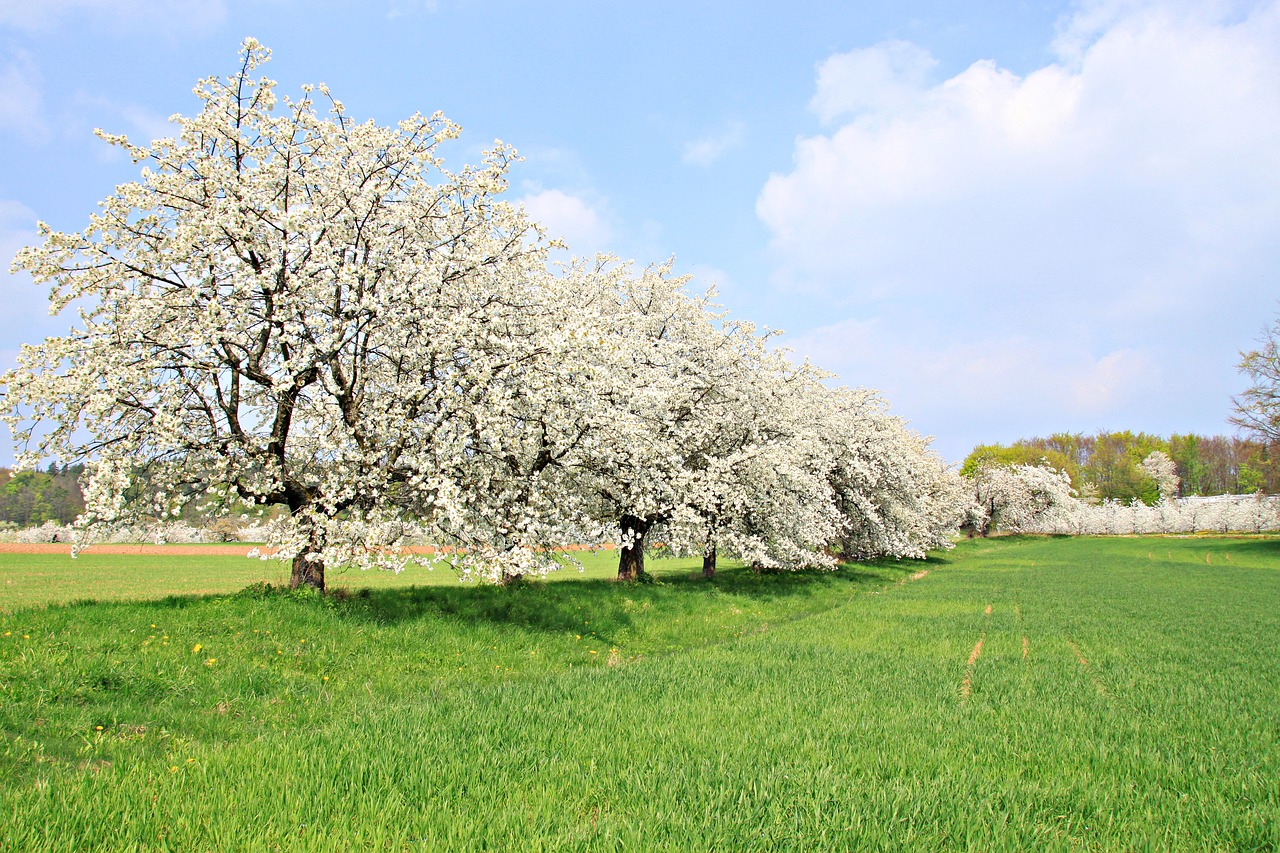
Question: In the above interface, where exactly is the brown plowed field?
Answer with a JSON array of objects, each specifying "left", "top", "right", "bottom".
[
  {"left": 0, "top": 543, "right": 265, "bottom": 555},
  {"left": 0, "top": 543, "right": 606, "bottom": 555}
]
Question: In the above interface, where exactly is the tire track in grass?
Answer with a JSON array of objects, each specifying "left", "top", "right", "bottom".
[
  {"left": 1068, "top": 639, "right": 1110, "bottom": 697},
  {"left": 959, "top": 635, "right": 985, "bottom": 703},
  {"left": 959, "top": 604, "right": 992, "bottom": 703},
  {"left": 1014, "top": 604, "right": 1029, "bottom": 660},
  {"left": 889, "top": 569, "right": 930, "bottom": 590}
]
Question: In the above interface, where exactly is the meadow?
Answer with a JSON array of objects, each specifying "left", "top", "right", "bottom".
[{"left": 1, "top": 536, "right": 1277, "bottom": 850}]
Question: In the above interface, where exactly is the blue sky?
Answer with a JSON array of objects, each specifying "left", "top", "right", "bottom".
[{"left": 2, "top": 0, "right": 1278, "bottom": 466}]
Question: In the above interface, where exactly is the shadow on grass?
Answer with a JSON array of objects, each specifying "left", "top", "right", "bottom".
[
  {"left": 19, "top": 553, "right": 938, "bottom": 647},
  {"left": 221, "top": 557, "right": 931, "bottom": 640}
]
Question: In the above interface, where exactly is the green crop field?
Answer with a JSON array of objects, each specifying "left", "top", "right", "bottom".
[{"left": 1, "top": 536, "right": 1277, "bottom": 850}]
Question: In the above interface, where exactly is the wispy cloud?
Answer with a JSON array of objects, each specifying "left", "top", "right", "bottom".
[
  {"left": 0, "top": 0, "right": 226, "bottom": 33},
  {"left": 682, "top": 120, "right": 745, "bottom": 167},
  {"left": 786, "top": 315, "right": 1171, "bottom": 458},
  {"left": 808, "top": 40, "right": 937, "bottom": 124},
  {"left": 76, "top": 94, "right": 178, "bottom": 146},
  {"left": 0, "top": 51, "right": 45, "bottom": 140},
  {"left": 0, "top": 199, "right": 53, "bottom": 373},
  {"left": 387, "top": 0, "right": 440, "bottom": 18}
]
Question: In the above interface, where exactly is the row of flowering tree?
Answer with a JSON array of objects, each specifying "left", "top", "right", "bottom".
[
  {"left": 966, "top": 459, "right": 1280, "bottom": 536},
  {"left": 1, "top": 40, "right": 969, "bottom": 589}
]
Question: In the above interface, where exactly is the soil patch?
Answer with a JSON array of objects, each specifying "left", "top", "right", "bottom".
[{"left": 0, "top": 543, "right": 264, "bottom": 556}]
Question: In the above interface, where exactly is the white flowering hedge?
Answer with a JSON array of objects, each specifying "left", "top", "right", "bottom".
[
  {"left": 967, "top": 463, "right": 1280, "bottom": 536},
  {"left": 1, "top": 40, "right": 971, "bottom": 586}
]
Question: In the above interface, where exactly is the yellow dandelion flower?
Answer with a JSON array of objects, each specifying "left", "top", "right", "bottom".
[{"left": 192, "top": 643, "right": 202, "bottom": 654}]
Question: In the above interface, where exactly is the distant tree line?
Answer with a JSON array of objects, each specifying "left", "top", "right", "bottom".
[
  {"left": 961, "top": 432, "right": 1279, "bottom": 504},
  {"left": 0, "top": 464, "right": 86, "bottom": 526}
]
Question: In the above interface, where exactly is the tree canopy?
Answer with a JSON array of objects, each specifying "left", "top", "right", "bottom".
[
  {"left": 2, "top": 40, "right": 968, "bottom": 588},
  {"left": 1233, "top": 313, "right": 1280, "bottom": 444},
  {"left": 0, "top": 464, "right": 84, "bottom": 527}
]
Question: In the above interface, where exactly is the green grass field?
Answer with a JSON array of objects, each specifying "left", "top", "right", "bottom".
[{"left": 1, "top": 536, "right": 1277, "bottom": 850}]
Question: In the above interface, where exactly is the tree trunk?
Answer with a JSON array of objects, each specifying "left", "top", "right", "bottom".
[
  {"left": 702, "top": 545, "right": 717, "bottom": 579},
  {"left": 617, "top": 514, "right": 649, "bottom": 582},
  {"left": 290, "top": 524, "right": 325, "bottom": 591},
  {"left": 290, "top": 550, "right": 325, "bottom": 591}
]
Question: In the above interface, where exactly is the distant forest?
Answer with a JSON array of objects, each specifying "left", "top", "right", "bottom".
[
  {"left": 962, "top": 432, "right": 1278, "bottom": 505},
  {"left": 0, "top": 464, "right": 86, "bottom": 527}
]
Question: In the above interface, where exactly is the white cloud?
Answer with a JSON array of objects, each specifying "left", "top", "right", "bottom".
[
  {"left": 1051, "top": 0, "right": 1258, "bottom": 65},
  {"left": 758, "top": 1, "right": 1280, "bottom": 455},
  {"left": 0, "top": 0, "right": 226, "bottom": 32},
  {"left": 518, "top": 188, "right": 613, "bottom": 257},
  {"left": 682, "top": 121, "right": 745, "bottom": 167},
  {"left": 759, "top": 1, "right": 1280, "bottom": 299},
  {"left": 0, "top": 51, "right": 45, "bottom": 139},
  {"left": 809, "top": 40, "right": 937, "bottom": 124}
]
